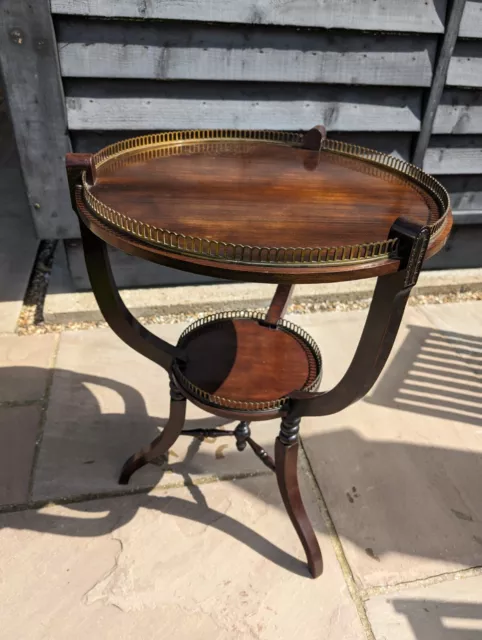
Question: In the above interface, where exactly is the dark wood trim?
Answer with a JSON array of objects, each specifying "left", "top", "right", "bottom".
[
  {"left": 75, "top": 193, "right": 405, "bottom": 284},
  {"left": 80, "top": 221, "right": 185, "bottom": 370},
  {"left": 275, "top": 421, "right": 323, "bottom": 578},
  {"left": 264, "top": 285, "right": 294, "bottom": 325},
  {"left": 288, "top": 218, "right": 431, "bottom": 418},
  {"left": 119, "top": 380, "right": 187, "bottom": 484}
]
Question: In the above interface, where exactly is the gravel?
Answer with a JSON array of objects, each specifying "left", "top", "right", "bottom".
[{"left": 16, "top": 240, "right": 482, "bottom": 335}]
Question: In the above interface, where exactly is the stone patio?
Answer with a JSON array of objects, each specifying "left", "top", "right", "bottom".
[{"left": 1, "top": 301, "right": 481, "bottom": 639}]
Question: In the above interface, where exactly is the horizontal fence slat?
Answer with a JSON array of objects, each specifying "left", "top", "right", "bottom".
[
  {"left": 50, "top": 0, "right": 447, "bottom": 33},
  {"left": 424, "top": 135, "right": 482, "bottom": 174},
  {"left": 437, "top": 174, "right": 482, "bottom": 211},
  {"left": 56, "top": 19, "right": 436, "bottom": 87},
  {"left": 65, "top": 81, "right": 421, "bottom": 131},
  {"left": 327, "top": 132, "right": 412, "bottom": 160},
  {"left": 451, "top": 210, "right": 482, "bottom": 224},
  {"left": 433, "top": 89, "right": 482, "bottom": 134},
  {"left": 447, "top": 42, "right": 482, "bottom": 88},
  {"left": 459, "top": 0, "right": 482, "bottom": 38}
]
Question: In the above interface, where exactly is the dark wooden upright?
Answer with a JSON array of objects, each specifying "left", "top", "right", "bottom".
[{"left": 66, "top": 127, "right": 452, "bottom": 579}]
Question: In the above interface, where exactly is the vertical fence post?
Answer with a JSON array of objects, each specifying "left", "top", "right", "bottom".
[
  {"left": 0, "top": 0, "right": 77, "bottom": 238},
  {"left": 412, "top": 0, "right": 467, "bottom": 168}
]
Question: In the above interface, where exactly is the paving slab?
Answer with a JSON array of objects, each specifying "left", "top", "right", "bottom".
[
  {"left": 0, "top": 405, "right": 41, "bottom": 505},
  {"left": 294, "top": 301, "right": 482, "bottom": 590},
  {"left": 33, "top": 324, "right": 280, "bottom": 501},
  {"left": 0, "top": 474, "right": 365, "bottom": 640},
  {"left": 366, "top": 574, "right": 482, "bottom": 639},
  {"left": 0, "top": 333, "right": 57, "bottom": 403}
]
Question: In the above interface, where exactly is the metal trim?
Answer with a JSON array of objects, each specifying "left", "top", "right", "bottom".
[
  {"left": 80, "top": 129, "right": 451, "bottom": 267},
  {"left": 172, "top": 311, "right": 322, "bottom": 412}
]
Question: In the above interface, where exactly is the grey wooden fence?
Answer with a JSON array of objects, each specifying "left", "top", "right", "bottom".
[{"left": 0, "top": 0, "right": 481, "bottom": 287}]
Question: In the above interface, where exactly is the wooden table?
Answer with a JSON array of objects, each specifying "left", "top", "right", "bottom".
[{"left": 66, "top": 127, "right": 452, "bottom": 579}]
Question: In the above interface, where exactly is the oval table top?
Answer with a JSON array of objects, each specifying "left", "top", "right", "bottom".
[{"left": 75, "top": 130, "right": 452, "bottom": 284}]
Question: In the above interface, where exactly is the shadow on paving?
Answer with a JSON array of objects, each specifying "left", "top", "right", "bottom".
[
  {"left": 1, "top": 324, "right": 482, "bottom": 585},
  {"left": 392, "top": 599, "right": 482, "bottom": 639},
  {"left": 366, "top": 325, "right": 482, "bottom": 426}
]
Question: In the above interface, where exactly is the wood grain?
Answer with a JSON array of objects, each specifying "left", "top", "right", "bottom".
[
  {"left": 438, "top": 174, "right": 482, "bottom": 212},
  {"left": 412, "top": 0, "right": 466, "bottom": 167},
  {"left": 433, "top": 90, "right": 482, "bottom": 134},
  {"left": 76, "top": 188, "right": 403, "bottom": 284},
  {"left": 0, "top": 0, "right": 76, "bottom": 238},
  {"left": 65, "top": 81, "right": 422, "bottom": 131},
  {"left": 50, "top": 0, "right": 446, "bottom": 33},
  {"left": 447, "top": 42, "right": 482, "bottom": 88},
  {"left": 424, "top": 135, "right": 482, "bottom": 174},
  {"left": 459, "top": 0, "right": 482, "bottom": 38},
  {"left": 90, "top": 141, "right": 440, "bottom": 249},
  {"left": 178, "top": 318, "right": 312, "bottom": 402},
  {"left": 56, "top": 18, "right": 436, "bottom": 87}
]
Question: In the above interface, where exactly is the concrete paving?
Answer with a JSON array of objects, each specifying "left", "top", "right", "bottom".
[
  {"left": 0, "top": 475, "right": 364, "bottom": 640},
  {"left": 0, "top": 333, "right": 57, "bottom": 403},
  {"left": 298, "top": 302, "right": 482, "bottom": 589},
  {"left": 33, "top": 324, "right": 280, "bottom": 501},
  {"left": 366, "top": 575, "right": 482, "bottom": 639},
  {"left": 1, "top": 300, "right": 482, "bottom": 639}
]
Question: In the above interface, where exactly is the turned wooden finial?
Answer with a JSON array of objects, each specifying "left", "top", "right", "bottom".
[
  {"left": 65, "top": 153, "right": 97, "bottom": 208},
  {"left": 301, "top": 125, "right": 327, "bottom": 171},
  {"left": 302, "top": 125, "right": 327, "bottom": 151},
  {"left": 65, "top": 152, "right": 96, "bottom": 185}
]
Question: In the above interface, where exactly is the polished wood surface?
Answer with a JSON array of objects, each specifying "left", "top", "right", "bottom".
[
  {"left": 265, "top": 284, "right": 294, "bottom": 325},
  {"left": 275, "top": 425, "right": 323, "bottom": 578},
  {"left": 91, "top": 141, "right": 440, "bottom": 249},
  {"left": 79, "top": 221, "right": 185, "bottom": 371},
  {"left": 178, "top": 318, "right": 315, "bottom": 403},
  {"left": 66, "top": 140, "right": 452, "bottom": 580},
  {"left": 77, "top": 189, "right": 403, "bottom": 283}
]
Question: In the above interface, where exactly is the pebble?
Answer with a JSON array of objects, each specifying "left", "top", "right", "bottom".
[{"left": 15, "top": 240, "right": 482, "bottom": 335}]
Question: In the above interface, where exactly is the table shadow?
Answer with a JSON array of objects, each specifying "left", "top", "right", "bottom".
[
  {"left": 366, "top": 325, "right": 482, "bottom": 426},
  {"left": 392, "top": 599, "right": 482, "bottom": 639}
]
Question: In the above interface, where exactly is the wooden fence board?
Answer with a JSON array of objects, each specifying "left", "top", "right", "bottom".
[
  {"left": 439, "top": 174, "right": 482, "bottom": 212},
  {"left": 433, "top": 89, "right": 482, "bottom": 133},
  {"left": 424, "top": 135, "right": 482, "bottom": 173},
  {"left": 326, "top": 132, "right": 412, "bottom": 160},
  {"left": 447, "top": 42, "right": 482, "bottom": 88},
  {"left": 459, "top": 0, "right": 482, "bottom": 38},
  {"left": 56, "top": 19, "right": 436, "bottom": 87},
  {"left": 0, "top": 0, "right": 77, "bottom": 238},
  {"left": 50, "top": 0, "right": 447, "bottom": 33},
  {"left": 412, "top": 0, "right": 466, "bottom": 166},
  {"left": 65, "top": 81, "right": 422, "bottom": 131}
]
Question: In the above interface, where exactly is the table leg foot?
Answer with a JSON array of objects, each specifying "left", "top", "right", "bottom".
[
  {"left": 119, "top": 387, "right": 187, "bottom": 485},
  {"left": 275, "top": 417, "right": 323, "bottom": 578},
  {"left": 119, "top": 452, "right": 147, "bottom": 485}
]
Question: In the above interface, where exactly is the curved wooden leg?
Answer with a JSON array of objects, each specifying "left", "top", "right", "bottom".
[
  {"left": 80, "top": 220, "right": 184, "bottom": 372},
  {"left": 119, "top": 383, "right": 186, "bottom": 484},
  {"left": 275, "top": 417, "right": 323, "bottom": 578}
]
